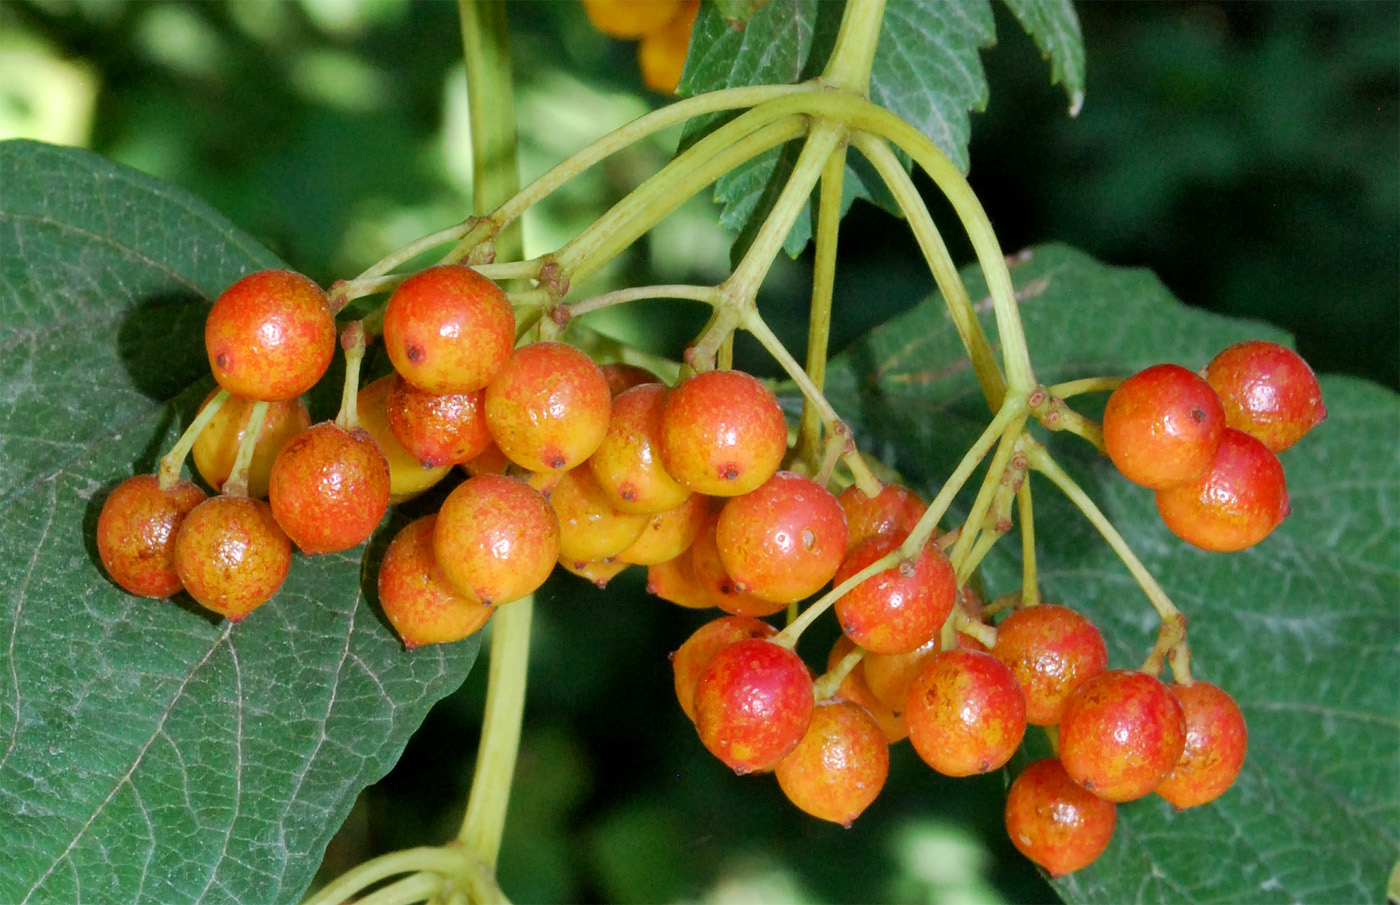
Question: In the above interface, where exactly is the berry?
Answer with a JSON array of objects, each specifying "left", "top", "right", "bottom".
[
  {"left": 205, "top": 269, "right": 336, "bottom": 402},
  {"left": 268, "top": 422, "right": 392, "bottom": 554},
  {"left": 671, "top": 615, "right": 777, "bottom": 722},
  {"left": 1005, "top": 758, "right": 1117, "bottom": 876},
  {"left": 646, "top": 551, "right": 714, "bottom": 610},
  {"left": 382, "top": 264, "right": 514, "bottom": 394},
  {"left": 174, "top": 496, "right": 291, "bottom": 621},
  {"left": 905, "top": 649, "right": 1026, "bottom": 776},
  {"left": 1155, "top": 681, "right": 1248, "bottom": 809},
  {"left": 581, "top": 0, "right": 684, "bottom": 38},
  {"left": 837, "top": 481, "right": 927, "bottom": 552},
  {"left": 600, "top": 362, "right": 660, "bottom": 396},
  {"left": 1102, "top": 363, "right": 1225, "bottom": 489},
  {"left": 659, "top": 369, "right": 787, "bottom": 497},
  {"left": 716, "top": 471, "right": 847, "bottom": 603},
  {"left": 1205, "top": 340, "right": 1325, "bottom": 452},
  {"left": 462, "top": 440, "right": 511, "bottom": 477},
  {"left": 434, "top": 474, "right": 559, "bottom": 605},
  {"left": 862, "top": 635, "right": 939, "bottom": 714},
  {"left": 833, "top": 532, "right": 955, "bottom": 655},
  {"left": 356, "top": 375, "right": 451, "bottom": 504},
  {"left": 557, "top": 556, "right": 630, "bottom": 588},
  {"left": 386, "top": 376, "right": 491, "bottom": 468},
  {"left": 991, "top": 603, "right": 1108, "bottom": 726},
  {"left": 536, "top": 466, "right": 649, "bottom": 563},
  {"left": 693, "top": 638, "right": 814, "bottom": 774},
  {"left": 775, "top": 699, "right": 889, "bottom": 826},
  {"left": 637, "top": 0, "right": 699, "bottom": 94},
  {"left": 589, "top": 382, "right": 692, "bottom": 514},
  {"left": 192, "top": 391, "right": 310, "bottom": 499},
  {"left": 486, "top": 342, "right": 611, "bottom": 472},
  {"left": 690, "top": 513, "right": 788, "bottom": 617},
  {"left": 1058, "top": 669, "right": 1187, "bottom": 802},
  {"left": 617, "top": 492, "right": 710, "bottom": 566},
  {"left": 826, "top": 636, "right": 907, "bottom": 744},
  {"left": 377, "top": 515, "right": 493, "bottom": 649},
  {"left": 96, "top": 474, "right": 206, "bottom": 598},
  {"left": 1155, "top": 427, "right": 1289, "bottom": 552}
]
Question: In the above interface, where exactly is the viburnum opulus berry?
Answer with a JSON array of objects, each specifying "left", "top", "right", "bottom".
[
  {"left": 905, "top": 648, "right": 1027, "bottom": 776},
  {"left": 192, "top": 391, "right": 310, "bottom": 498},
  {"left": 861, "top": 635, "right": 940, "bottom": 715},
  {"left": 1005, "top": 758, "right": 1117, "bottom": 876},
  {"left": 381, "top": 264, "right": 515, "bottom": 394},
  {"left": 356, "top": 375, "right": 451, "bottom": 504},
  {"left": 716, "top": 471, "right": 847, "bottom": 603},
  {"left": 97, "top": 474, "right": 207, "bottom": 598},
  {"left": 1155, "top": 427, "right": 1289, "bottom": 552},
  {"left": 1058, "top": 669, "right": 1187, "bottom": 802},
  {"left": 658, "top": 369, "right": 787, "bottom": 497},
  {"left": 485, "top": 341, "right": 612, "bottom": 472},
  {"left": 588, "top": 382, "right": 692, "bottom": 514},
  {"left": 837, "top": 481, "right": 927, "bottom": 551},
  {"left": 1102, "top": 363, "right": 1225, "bottom": 489},
  {"left": 434, "top": 474, "right": 560, "bottom": 605},
  {"left": 377, "top": 515, "right": 493, "bottom": 648},
  {"left": 991, "top": 603, "right": 1108, "bottom": 725},
  {"left": 646, "top": 549, "right": 713, "bottom": 610},
  {"left": 174, "top": 495, "right": 292, "bottom": 621},
  {"left": 671, "top": 615, "right": 777, "bottom": 722},
  {"left": 833, "top": 532, "right": 956, "bottom": 655},
  {"left": 268, "top": 422, "right": 392, "bottom": 554},
  {"left": 535, "top": 465, "right": 649, "bottom": 563},
  {"left": 1205, "top": 340, "right": 1325, "bottom": 452},
  {"left": 1155, "top": 681, "right": 1248, "bottom": 809},
  {"left": 693, "top": 638, "right": 814, "bottom": 774},
  {"left": 690, "top": 512, "right": 788, "bottom": 617},
  {"left": 774, "top": 699, "right": 889, "bottom": 827},
  {"left": 826, "top": 636, "right": 907, "bottom": 743},
  {"left": 386, "top": 375, "right": 491, "bottom": 468},
  {"left": 616, "top": 492, "right": 709, "bottom": 566},
  {"left": 205, "top": 269, "right": 337, "bottom": 402}
]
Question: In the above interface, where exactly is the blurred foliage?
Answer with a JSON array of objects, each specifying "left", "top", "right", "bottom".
[{"left": 3, "top": 1, "right": 1393, "bottom": 903}]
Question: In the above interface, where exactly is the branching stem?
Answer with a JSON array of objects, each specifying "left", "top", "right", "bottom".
[{"left": 158, "top": 388, "right": 229, "bottom": 491}]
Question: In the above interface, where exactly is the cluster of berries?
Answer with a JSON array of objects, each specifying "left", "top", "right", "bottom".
[
  {"left": 580, "top": 0, "right": 700, "bottom": 94},
  {"left": 1102, "top": 341, "right": 1325, "bottom": 552}
]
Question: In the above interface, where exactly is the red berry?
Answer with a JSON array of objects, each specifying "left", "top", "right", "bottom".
[
  {"left": 1005, "top": 758, "right": 1117, "bottom": 876},
  {"left": 716, "top": 471, "right": 847, "bottom": 604},
  {"left": 174, "top": 496, "right": 291, "bottom": 621},
  {"left": 775, "top": 699, "right": 890, "bottom": 826},
  {"left": 833, "top": 532, "right": 955, "bottom": 655},
  {"left": 1103, "top": 363, "right": 1225, "bottom": 489},
  {"left": 862, "top": 635, "right": 940, "bottom": 714},
  {"left": 356, "top": 375, "right": 451, "bottom": 504},
  {"left": 268, "top": 422, "right": 391, "bottom": 554},
  {"left": 386, "top": 376, "right": 491, "bottom": 468},
  {"left": 96, "top": 475, "right": 206, "bottom": 598},
  {"left": 600, "top": 362, "right": 660, "bottom": 396},
  {"left": 1058, "top": 669, "right": 1186, "bottom": 802},
  {"left": 205, "top": 269, "right": 336, "bottom": 402},
  {"left": 837, "top": 481, "right": 927, "bottom": 552},
  {"left": 646, "top": 550, "right": 714, "bottom": 610},
  {"left": 191, "top": 391, "right": 310, "bottom": 499},
  {"left": 486, "top": 342, "right": 611, "bottom": 472},
  {"left": 825, "top": 636, "right": 907, "bottom": 744},
  {"left": 1155, "top": 427, "right": 1289, "bottom": 552},
  {"left": 434, "top": 474, "right": 559, "bottom": 605},
  {"left": 588, "top": 382, "right": 692, "bottom": 514},
  {"left": 671, "top": 615, "right": 777, "bottom": 722},
  {"left": 690, "top": 512, "right": 788, "bottom": 617},
  {"left": 1205, "top": 340, "right": 1325, "bottom": 452},
  {"left": 694, "top": 638, "right": 814, "bottom": 774},
  {"left": 617, "top": 492, "right": 710, "bottom": 566},
  {"left": 658, "top": 370, "right": 787, "bottom": 497},
  {"left": 1155, "top": 681, "right": 1248, "bottom": 809},
  {"left": 905, "top": 649, "right": 1027, "bottom": 776},
  {"left": 382, "top": 264, "right": 514, "bottom": 394},
  {"left": 991, "top": 603, "right": 1108, "bottom": 726},
  {"left": 377, "top": 515, "right": 493, "bottom": 649}
]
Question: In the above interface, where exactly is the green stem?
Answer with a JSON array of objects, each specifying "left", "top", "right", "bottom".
[
  {"left": 334, "top": 322, "right": 367, "bottom": 431},
  {"left": 820, "top": 0, "right": 887, "bottom": 94},
  {"left": 947, "top": 415, "right": 1027, "bottom": 570},
  {"left": 797, "top": 143, "right": 847, "bottom": 468},
  {"left": 222, "top": 400, "right": 268, "bottom": 498},
  {"left": 1048, "top": 376, "right": 1124, "bottom": 399},
  {"left": 460, "top": 0, "right": 522, "bottom": 261},
  {"left": 813, "top": 646, "right": 865, "bottom": 701},
  {"left": 1017, "top": 481, "right": 1040, "bottom": 607},
  {"left": 158, "top": 388, "right": 229, "bottom": 491},
  {"left": 564, "top": 284, "right": 716, "bottom": 319},
  {"left": 301, "top": 847, "right": 473, "bottom": 905},
  {"left": 354, "top": 872, "right": 444, "bottom": 905}
]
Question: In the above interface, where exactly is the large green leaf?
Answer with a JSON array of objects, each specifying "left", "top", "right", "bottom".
[
  {"left": 822, "top": 244, "right": 1399, "bottom": 903},
  {"left": 677, "top": 0, "right": 1082, "bottom": 256},
  {"left": 0, "top": 140, "right": 479, "bottom": 904}
]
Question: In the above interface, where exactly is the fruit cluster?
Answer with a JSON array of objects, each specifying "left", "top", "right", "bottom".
[{"left": 581, "top": 0, "right": 700, "bottom": 94}]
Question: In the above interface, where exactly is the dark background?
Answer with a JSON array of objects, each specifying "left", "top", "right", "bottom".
[{"left": 4, "top": 2, "right": 1395, "bottom": 902}]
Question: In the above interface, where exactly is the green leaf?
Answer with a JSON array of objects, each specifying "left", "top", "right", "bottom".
[
  {"left": 1001, "top": 0, "right": 1086, "bottom": 115},
  {"left": 0, "top": 140, "right": 479, "bottom": 903},
  {"left": 823, "top": 244, "right": 1399, "bottom": 903}
]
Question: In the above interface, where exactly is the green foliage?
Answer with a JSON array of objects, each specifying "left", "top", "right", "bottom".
[{"left": 0, "top": 140, "right": 478, "bottom": 903}]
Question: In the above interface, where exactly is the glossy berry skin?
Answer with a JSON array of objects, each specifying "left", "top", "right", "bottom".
[
  {"left": 535, "top": 466, "right": 649, "bottom": 563},
  {"left": 1156, "top": 681, "right": 1248, "bottom": 809},
  {"left": 905, "top": 649, "right": 1027, "bottom": 777},
  {"left": 838, "top": 482, "right": 926, "bottom": 552},
  {"left": 356, "top": 376, "right": 451, "bottom": 504},
  {"left": 462, "top": 440, "right": 511, "bottom": 477},
  {"left": 862, "top": 635, "right": 939, "bottom": 714},
  {"left": 617, "top": 492, "right": 709, "bottom": 566},
  {"left": 694, "top": 638, "right": 814, "bottom": 774},
  {"left": 646, "top": 551, "right": 714, "bottom": 610},
  {"left": 486, "top": 342, "right": 611, "bottom": 472},
  {"left": 206, "top": 269, "right": 336, "bottom": 402},
  {"left": 434, "top": 474, "right": 559, "bottom": 605},
  {"left": 1058, "top": 670, "right": 1187, "bottom": 802},
  {"left": 557, "top": 556, "right": 630, "bottom": 588},
  {"left": 1205, "top": 340, "right": 1325, "bottom": 452},
  {"left": 174, "top": 496, "right": 291, "bottom": 621},
  {"left": 382, "top": 265, "right": 514, "bottom": 394},
  {"left": 386, "top": 377, "right": 491, "bottom": 468},
  {"left": 992, "top": 604, "right": 1109, "bottom": 726},
  {"left": 659, "top": 370, "right": 787, "bottom": 497},
  {"left": 826, "top": 636, "right": 907, "bottom": 743},
  {"left": 1155, "top": 427, "right": 1289, "bottom": 552},
  {"left": 775, "top": 699, "right": 890, "bottom": 827},
  {"left": 690, "top": 513, "right": 788, "bottom": 617},
  {"left": 97, "top": 475, "right": 207, "bottom": 598},
  {"left": 671, "top": 615, "right": 777, "bottom": 722},
  {"left": 834, "top": 533, "right": 955, "bottom": 655},
  {"left": 589, "top": 383, "right": 691, "bottom": 514},
  {"left": 192, "top": 392, "right": 310, "bottom": 499},
  {"left": 268, "top": 422, "right": 391, "bottom": 554},
  {"left": 1103, "top": 364, "right": 1225, "bottom": 489},
  {"left": 637, "top": 0, "right": 699, "bottom": 94},
  {"left": 581, "top": 0, "right": 683, "bottom": 38},
  {"left": 1005, "top": 758, "right": 1117, "bottom": 877},
  {"left": 378, "top": 516, "right": 493, "bottom": 649},
  {"left": 717, "top": 471, "right": 847, "bottom": 603},
  {"left": 600, "top": 362, "right": 660, "bottom": 397}
]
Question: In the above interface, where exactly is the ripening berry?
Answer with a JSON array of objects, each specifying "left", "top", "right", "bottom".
[
  {"left": 905, "top": 649, "right": 1027, "bottom": 776},
  {"left": 671, "top": 615, "right": 777, "bottom": 722},
  {"left": 637, "top": 0, "right": 698, "bottom": 94},
  {"left": 205, "top": 269, "right": 336, "bottom": 402},
  {"left": 589, "top": 382, "right": 692, "bottom": 514},
  {"left": 434, "top": 474, "right": 559, "bottom": 605},
  {"left": 356, "top": 375, "right": 451, "bottom": 504},
  {"left": 617, "top": 492, "right": 710, "bottom": 565},
  {"left": 1005, "top": 758, "right": 1117, "bottom": 876},
  {"left": 174, "top": 495, "right": 291, "bottom": 621},
  {"left": 775, "top": 699, "right": 890, "bottom": 826},
  {"left": 386, "top": 376, "right": 491, "bottom": 468},
  {"left": 833, "top": 532, "right": 955, "bottom": 655},
  {"left": 837, "top": 481, "right": 927, "bottom": 552},
  {"left": 97, "top": 474, "right": 207, "bottom": 598},
  {"left": 694, "top": 638, "right": 814, "bottom": 774},
  {"left": 192, "top": 391, "right": 310, "bottom": 499},
  {"left": 716, "top": 471, "right": 847, "bottom": 603},
  {"left": 600, "top": 362, "right": 660, "bottom": 397},
  {"left": 1058, "top": 669, "right": 1186, "bottom": 802},
  {"left": 535, "top": 466, "right": 649, "bottom": 563},
  {"left": 1155, "top": 427, "right": 1289, "bottom": 552},
  {"left": 861, "top": 635, "right": 939, "bottom": 714},
  {"left": 378, "top": 515, "right": 493, "bottom": 649},
  {"left": 1205, "top": 340, "right": 1325, "bottom": 452},
  {"left": 268, "top": 422, "right": 391, "bottom": 554},
  {"left": 1102, "top": 363, "right": 1225, "bottom": 489},
  {"left": 462, "top": 440, "right": 511, "bottom": 477},
  {"left": 826, "top": 636, "right": 907, "bottom": 744},
  {"left": 557, "top": 555, "right": 630, "bottom": 589},
  {"left": 581, "top": 0, "right": 684, "bottom": 38},
  {"left": 690, "top": 513, "right": 788, "bottom": 617},
  {"left": 659, "top": 369, "right": 787, "bottom": 497},
  {"left": 646, "top": 550, "right": 714, "bottom": 610},
  {"left": 382, "top": 264, "right": 514, "bottom": 394},
  {"left": 1155, "top": 681, "right": 1248, "bottom": 809},
  {"left": 991, "top": 603, "right": 1108, "bottom": 726},
  {"left": 486, "top": 342, "right": 612, "bottom": 472}
]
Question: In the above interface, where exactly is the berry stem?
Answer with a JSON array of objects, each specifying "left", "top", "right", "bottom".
[
  {"left": 352, "top": 872, "right": 444, "bottom": 905},
  {"left": 1047, "top": 376, "right": 1124, "bottom": 399},
  {"left": 157, "top": 388, "right": 230, "bottom": 491},
  {"left": 947, "top": 417, "right": 1028, "bottom": 574},
  {"left": 953, "top": 607, "right": 996, "bottom": 649},
  {"left": 774, "top": 549, "right": 901, "bottom": 650},
  {"left": 299, "top": 846, "right": 498, "bottom": 905},
  {"left": 334, "top": 322, "right": 367, "bottom": 431},
  {"left": 796, "top": 144, "right": 847, "bottom": 470},
  {"left": 1017, "top": 482, "right": 1041, "bottom": 607},
  {"left": 562, "top": 284, "right": 716, "bottom": 320},
  {"left": 820, "top": 0, "right": 886, "bottom": 94},
  {"left": 814, "top": 645, "right": 865, "bottom": 701},
  {"left": 221, "top": 400, "right": 268, "bottom": 498}
]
